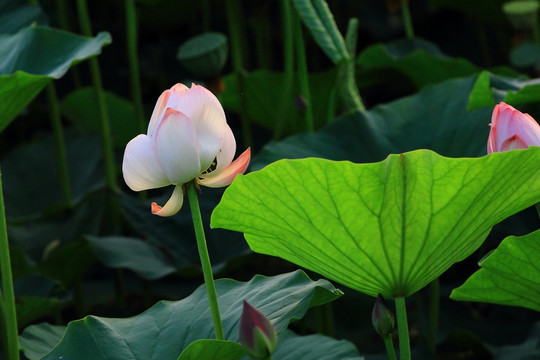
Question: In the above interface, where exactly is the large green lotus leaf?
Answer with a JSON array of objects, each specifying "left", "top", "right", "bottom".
[
  {"left": 20, "top": 323, "right": 66, "bottom": 360},
  {"left": 0, "top": 0, "right": 47, "bottom": 34},
  {"left": 451, "top": 229, "right": 540, "bottom": 311},
  {"left": 266, "top": 330, "right": 364, "bottom": 360},
  {"left": 0, "top": 26, "right": 111, "bottom": 132},
  {"left": 41, "top": 270, "right": 342, "bottom": 360},
  {"left": 220, "top": 69, "right": 337, "bottom": 134},
  {"left": 357, "top": 38, "right": 478, "bottom": 89},
  {"left": 212, "top": 148, "right": 540, "bottom": 298},
  {"left": 357, "top": 38, "right": 518, "bottom": 90},
  {"left": 467, "top": 71, "right": 540, "bottom": 111},
  {"left": 61, "top": 87, "right": 139, "bottom": 148},
  {"left": 121, "top": 189, "right": 250, "bottom": 274},
  {"left": 21, "top": 327, "right": 364, "bottom": 360},
  {"left": 2, "top": 133, "right": 103, "bottom": 221},
  {"left": 253, "top": 76, "right": 491, "bottom": 170},
  {"left": 177, "top": 340, "right": 245, "bottom": 360},
  {"left": 86, "top": 235, "right": 178, "bottom": 280}
]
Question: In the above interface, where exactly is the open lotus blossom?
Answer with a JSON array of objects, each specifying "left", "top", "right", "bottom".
[
  {"left": 488, "top": 102, "right": 540, "bottom": 154},
  {"left": 122, "top": 83, "right": 250, "bottom": 217}
]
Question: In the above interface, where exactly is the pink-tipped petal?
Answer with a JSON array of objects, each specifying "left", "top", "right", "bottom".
[
  {"left": 148, "top": 90, "right": 170, "bottom": 136},
  {"left": 198, "top": 147, "right": 251, "bottom": 188},
  {"left": 148, "top": 84, "right": 189, "bottom": 137},
  {"left": 155, "top": 108, "right": 202, "bottom": 184},
  {"left": 176, "top": 84, "right": 229, "bottom": 170},
  {"left": 122, "top": 134, "right": 170, "bottom": 191},
  {"left": 151, "top": 184, "right": 184, "bottom": 217}
]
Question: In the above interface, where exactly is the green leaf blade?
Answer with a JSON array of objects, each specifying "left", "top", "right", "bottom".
[
  {"left": 0, "top": 26, "right": 111, "bottom": 132},
  {"left": 212, "top": 148, "right": 540, "bottom": 298},
  {"left": 451, "top": 229, "right": 540, "bottom": 311},
  {"left": 177, "top": 340, "right": 245, "bottom": 360},
  {"left": 41, "top": 270, "right": 341, "bottom": 360}
]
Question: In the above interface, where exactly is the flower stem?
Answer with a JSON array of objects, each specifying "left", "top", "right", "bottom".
[
  {"left": 0, "top": 168, "right": 20, "bottom": 360},
  {"left": 187, "top": 184, "right": 224, "bottom": 340},
  {"left": 46, "top": 83, "right": 73, "bottom": 208},
  {"left": 395, "top": 297, "right": 411, "bottom": 360},
  {"left": 274, "top": 0, "right": 295, "bottom": 140},
  {"left": 125, "top": 0, "right": 145, "bottom": 134},
  {"left": 293, "top": 9, "right": 314, "bottom": 132},
  {"left": 226, "top": 0, "right": 253, "bottom": 148},
  {"left": 383, "top": 335, "right": 397, "bottom": 360},
  {"left": 337, "top": 17, "right": 365, "bottom": 113},
  {"left": 56, "top": 0, "right": 83, "bottom": 88},
  {"left": 76, "top": 0, "right": 118, "bottom": 192},
  {"left": 400, "top": 0, "right": 415, "bottom": 39}
]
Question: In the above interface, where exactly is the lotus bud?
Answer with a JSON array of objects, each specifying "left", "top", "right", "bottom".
[
  {"left": 487, "top": 102, "right": 540, "bottom": 154},
  {"left": 239, "top": 301, "right": 277, "bottom": 359},
  {"left": 372, "top": 294, "right": 395, "bottom": 337}
]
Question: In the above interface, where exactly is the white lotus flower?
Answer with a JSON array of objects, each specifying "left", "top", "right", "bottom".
[{"left": 122, "top": 83, "right": 250, "bottom": 216}]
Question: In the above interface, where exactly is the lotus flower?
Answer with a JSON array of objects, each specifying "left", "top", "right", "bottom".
[
  {"left": 488, "top": 102, "right": 540, "bottom": 154},
  {"left": 239, "top": 301, "right": 277, "bottom": 359},
  {"left": 122, "top": 83, "right": 250, "bottom": 217}
]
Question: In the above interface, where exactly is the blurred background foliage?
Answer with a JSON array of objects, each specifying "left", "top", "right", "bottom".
[{"left": 1, "top": 0, "right": 540, "bottom": 359}]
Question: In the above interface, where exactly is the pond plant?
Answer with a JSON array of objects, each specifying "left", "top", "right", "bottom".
[{"left": 0, "top": 0, "right": 540, "bottom": 360}]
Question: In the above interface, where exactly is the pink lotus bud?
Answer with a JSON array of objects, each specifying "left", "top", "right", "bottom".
[
  {"left": 239, "top": 301, "right": 277, "bottom": 359},
  {"left": 372, "top": 294, "right": 395, "bottom": 337},
  {"left": 487, "top": 102, "right": 540, "bottom": 154},
  {"left": 122, "top": 83, "right": 250, "bottom": 216}
]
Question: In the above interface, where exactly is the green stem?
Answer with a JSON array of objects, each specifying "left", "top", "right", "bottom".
[
  {"left": 0, "top": 292, "right": 7, "bottom": 359},
  {"left": 0, "top": 168, "right": 20, "bottom": 360},
  {"left": 400, "top": 0, "right": 415, "bottom": 39},
  {"left": 76, "top": 0, "right": 118, "bottom": 192},
  {"left": 56, "top": 0, "right": 83, "bottom": 88},
  {"left": 226, "top": 0, "right": 253, "bottom": 148},
  {"left": 338, "top": 18, "right": 365, "bottom": 113},
  {"left": 125, "top": 0, "right": 145, "bottom": 134},
  {"left": 187, "top": 184, "right": 224, "bottom": 340},
  {"left": 326, "top": 87, "right": 338, "bottom": 124},
  {"left": 427, "top": 278, "right": 439, "bottom": 353},
  {"left": 274, "top": 0, "right": 295, "bottom": 140},
  {"left": 395, "top": 297, "right": 411, "bottom": 360},
  {"left": 314, "top": 302, "right": 334, "bottom": 337},
  {"left": 293, "top": 10, "right": 314, "bottom": 132},
  {"left": 46, "top": 83, "right": 72, "bottom": 208},
  {"left": 383, "top": 335, "right": 397, "bottom": 360}
]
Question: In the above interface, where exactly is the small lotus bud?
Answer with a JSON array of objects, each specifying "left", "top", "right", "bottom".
[
  {"left": 372, "top": 294, "right": 395, "bottom": 337},
  {"left": 239, "top": 300, "right": 277, "bottom": 359}
]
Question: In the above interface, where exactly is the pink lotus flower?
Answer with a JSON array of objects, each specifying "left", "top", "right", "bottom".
[
  {"left": 488, "top": 102, "right": 540, "bottom": 154},
  {"left": 122, "top": 83, "right": 250, "bottom": 217}
]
